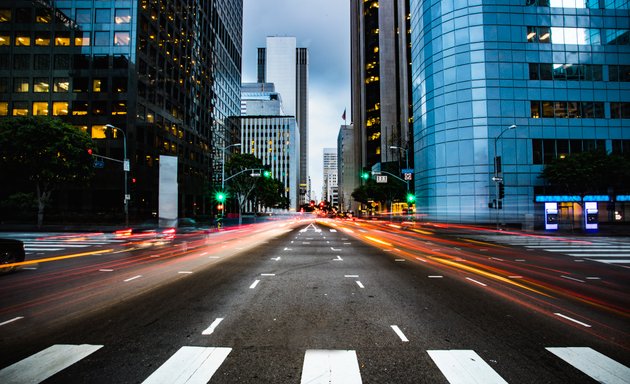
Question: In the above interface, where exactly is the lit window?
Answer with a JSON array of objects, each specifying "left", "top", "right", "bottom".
[
  {"left": 75, "top": 34, "right": 91, "bottom": 46},
  {"left": 112, "top": 102, "right": 127, "bottom": 115},
  {"left": 12, "top": 102, "right": 28, "bottom": 116},
  {"left": 0, "top": 9, "right": 11, "bottom": 22},
  {"left": 93, "top": 78, "right": 105, "bottom": 92},
  {"left": 0, "top": 34, "right": 9, "bottom": 46},
  {"left": 34, "top": 32, "right": 50, "bottom": 46},
  {"left": 72, "top": 101, "right": 88, "bottom": 116},
  {"left": 54, "top": 78, "right": 69, "bottom": 92},
  {"left": 52, "top": 101, "right": 68, "bottom": 116},
  {"left": 14, "top": 78, "right": 29, "bottom": 92},
  {"left": 33, "top": 102, "right": 49, "bottom": 116},
  {"left": 35, "top": 8, "right": 52, "bottom": 23},
  {"left": 91, "top": 125, "right": 107, "bottom": 139},
  {"left": 16, "top": 33, "right": 30, "bottom": 46},
  {"left": 0, "top": 101, "right": 8, "bottom": 115},
  {"left": 115, "top": 9, "right": 131, "bottom": 24},
  {"left": 33, "top": 78, "right": 49, "bottom": 92},
  {"left": 114, "top": 31, "right": 130, "bottom": 46},
  {"left": 55, "top": 33, "right": 70, "bottom": 46}
]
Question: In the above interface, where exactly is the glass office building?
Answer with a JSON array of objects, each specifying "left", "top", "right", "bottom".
[
  {"left": 0, "top": 0, "right": 242, "bottom": 220},
  {"left": 410, "top": 0, "right": 629, "bottom": 225}
]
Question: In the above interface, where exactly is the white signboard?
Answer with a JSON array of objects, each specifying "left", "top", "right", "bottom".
[
  {"left": 376, "top": 175, "right": 388, "bottom": 183},
  {"left": 159, "top": 155, "right": 178, "bottom": 227},
  {"left": 404, "top": 173, "right": 412, "bottom": 180}
]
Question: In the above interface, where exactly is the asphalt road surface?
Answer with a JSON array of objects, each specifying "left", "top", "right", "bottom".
[{"left": 0, "top": 219, "right": 628, "bottom": 383}]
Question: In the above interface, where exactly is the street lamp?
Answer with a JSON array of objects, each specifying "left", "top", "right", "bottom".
[
  {"left": 493, "top": 124, "right": 517, "bottom": 229},
  {"left": 220, "top": 143, "right": 241, "bottom": 190},
  {"left": 105, "top": 124, "right": 129, "bottom": 226}
]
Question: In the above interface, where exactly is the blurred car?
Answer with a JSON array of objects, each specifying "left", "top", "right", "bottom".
[{"left": 0, "top": 238, "right": 25, "bottom": 272}]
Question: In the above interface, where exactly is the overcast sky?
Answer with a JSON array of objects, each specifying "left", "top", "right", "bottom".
[{"left": 242, "top": 0, "right": 351, "bottom": 202}]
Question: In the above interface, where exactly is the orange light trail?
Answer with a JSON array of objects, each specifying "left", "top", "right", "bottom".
[{"left": 0, "top": 249, "right": 114, "bottom": 269}]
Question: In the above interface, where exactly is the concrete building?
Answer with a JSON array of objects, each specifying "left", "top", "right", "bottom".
[
  {"left": 410, "top": 0, "right": 630, "bottom": 225},
  {"left": 241, "top": 83, "right": 284, "bottom": 116},
  {"left": 323, "top": 147, "right": 338, "bottom": 206},
  {"left": 337, "top": 124, "right": 359, "bottom": 212},
  {"left": 240, "top": 116, "right": 300, "bottom": 211},
  {"left": 257, "top": 37, "right": 309, "bottom": 205},
  {"left": 0, "top": 0, "right": 243, "bottom": 220}
]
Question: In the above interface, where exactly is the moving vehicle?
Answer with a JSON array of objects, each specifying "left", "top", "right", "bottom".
[{"left": 0, "top": 238, "right": 25, "bottom": 272}]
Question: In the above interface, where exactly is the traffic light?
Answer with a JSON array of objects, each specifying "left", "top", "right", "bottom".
[
  {"left": 361, "top": 171, "right": 369, "bottom": 180},
  {"left": 498, "top": 183, "right": 505, "bottom": 199},
  {"left": 215, "top": 191, "right": 226, "bottom": 203},
  {"left": 263, "top": 169, "right": 271, "bottom": 178},
  {"left": 87, "top": 148, "right": 93, "bottom": 155},
  {"left": 406, "top": 193, "right": 415, "bottom": 203}
]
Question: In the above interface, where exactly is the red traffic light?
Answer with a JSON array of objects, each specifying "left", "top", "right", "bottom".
[
  {"left": 131, "top": 178, "right": 136, "bottom": 183},
  {"left": 87, "top": 148, "right": 93, "bottom": 155}
]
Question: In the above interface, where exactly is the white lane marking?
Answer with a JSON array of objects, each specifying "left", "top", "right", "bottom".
[
  {"left": 99, "top": 269, "right": 114, "bottom": 272},
  {"left": 391, "top": 325, "right": 409, "bottom": 342},
  {"left": 208, "top": 256, "right": 221, "bottom": 259},
  {"left": 261, "top": 273, "right": 276, "bottom": 276},
  {"left": 546, "top": 347, "right": 630, "bottom": 384},
  {"left": 301, "top": 349, "right": 362, "bottom": 384},
  {"left": 554, "top": 313, "right": 591, "bottom": 327},
  {"left": 291, "top": 241, "right": 294, "bottom": 244},
  {"left": 490, "top": 257, "right": 504, "bottom": 261},
  {"left": 271, "top": 257, "right": 281, "bottom": 261},
  {"left": 345, "top": 275, "right": 359, "bottom": 278},
  {"left": 0, "top": 316, "right": 24, "bottom": 327},
  {"left": 333, "top": 255, "right": 343, "bottom": 261},
  {"left": 249, "top": 280, "right": 260, "bottom": 289},
  {"left": 395, "top": 259, "right": 405, "bottom": 262},
  {"left": 199, "top": 252, "right": 208, "bottom": 256},
  {"left": 586, "top": 259, "right": 630, "bottom": 263},
  {"left": 428, "top": 350, "right": 508, "bottom": 384},
  {"left": 466, "top": 277, "right": 487, "bottom": 287},
  {"left": 150, "top": 255, "right": 160, "bottom": 258},
  {"left": 330, "top": 229, "right": 337, "bottom": 232},
  {"left": 561, "top": 275, "right": 585, "bottom": 283},
  {"left": 331, "top": 247, "right": 341, "bottom": 251},
  {"left": 142, "top": 346, "right": 232, "bottom": 384},
  {"left": 415, "top": 257, "right": 427, "bottom": 262},
  {"left": 508, "top": 276, "right": 523, "bottom": 279},
  {"left": 0, "top": 344, "right": 103, "bottom": 383},
  {"left": 202, "top": 318, "right": 224, "bottom": 335},
  {"left": 284, "top": 247, "right": 293, "bottom": 251},
  {"left": 356, "top": 281, "right": 365, "bottom": 288},
  {"left": 586, "top": 277, "right": 601, "bottom": 280},
  {"left": 515, "top": 259, "right": 526, "bottom": 262},
  {"left": 124, "top": 275, "right": 142, "bottom": 282},
  {"left": 303, "top": 242, "right": 311, "bottom": 244},
  {"left": 178, "top": 271, "right": 193, "bottom": 275},
  {"left": 344, "top": 242, "right": 352, "bottom": 245},
  {"left": 428, "top": 276, "right": 443, "bottom": 279},
  {"left": 23, "top": 248, "right": 63, "bottom": 251}
]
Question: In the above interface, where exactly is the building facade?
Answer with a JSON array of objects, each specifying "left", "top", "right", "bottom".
[
  {"left": 241, "top": 83, "right": 283, "bottom": 116},
  {"left": 0, "top": 0, "right": 242, "bottom": 221},
  {"left": 410, "top": 0, "right": 629, "bottom": 224},
  {"left": 257, "top": 37, "right": 309, "bottom": 206},
  {"left": 337, "top": 124, "right": 358, "bottom": 212},
  {"left": 240, "top": 116, "right": 300, "bottom": 211},
  {"left": 323, "top": 147, "right": 338, "bottom": 205}
]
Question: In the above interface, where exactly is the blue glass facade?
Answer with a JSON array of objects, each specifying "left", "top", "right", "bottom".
[{"left": 410, "top": 0, "right": 629, "bottom": 224}]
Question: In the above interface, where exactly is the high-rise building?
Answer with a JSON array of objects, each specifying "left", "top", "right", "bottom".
[
  {"left": 0, "top": 0, "right": 242, "bottom": 220},
  {"left": 337, "top": 124, "right": 358, "bottom": 212},
  {"left": 240, "top": 116, "right": 300, "bottom": 211},
  {"left": 410, "top": 0, "right": 629, "bottom": 224},
  {"left": 241, "top": 83, "right": 284, "bottom": 116},
  {"left": 350, "top": 0, "right": 413, "bottom": 172},
  {"left": 257, "top": 37, "right": 309, "bottom": 206},
  {"left": 323, "top": 147, "right": 338, "bottom": 205}
]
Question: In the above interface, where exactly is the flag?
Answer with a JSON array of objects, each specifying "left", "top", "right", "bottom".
[{"left": 342, "top": 108, "right": 346, "bottom": 121}]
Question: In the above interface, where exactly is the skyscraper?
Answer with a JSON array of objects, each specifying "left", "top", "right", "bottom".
[
  {"left": 410, "top": 0, "right": 629, "bottom": 224},
  {"left": 323, "top": 147, "right": 338, "bottom": 205},
  {"left": 337, "top": 124, "right": 358, "bottom": 212},
  {"left": 257, "top": 37, "right": 309, "bottom": 206},
  {"left": 0, "top": 0, "right": 242, "bottom": 220}
]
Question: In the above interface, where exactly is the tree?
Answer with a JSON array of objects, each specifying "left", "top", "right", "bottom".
[
  {"left": 0, "top": 116, "right": 95, "bottom": 227},
  {"left": 539, "top": 149, "right": 630, "bottom": 198}
]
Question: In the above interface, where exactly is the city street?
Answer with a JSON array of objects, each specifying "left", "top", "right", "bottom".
[{"left": 0, "top": 219, "right": 628, "bottom": 383}]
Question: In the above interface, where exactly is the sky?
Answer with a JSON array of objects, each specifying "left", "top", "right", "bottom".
[{"left": 242, "top": 0, "right": 351, "bottom": 202}]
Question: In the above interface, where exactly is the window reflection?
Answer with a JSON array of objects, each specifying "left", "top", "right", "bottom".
[
  {"left": 115, "top": 9, "right": 131, "bottom": 24},
  {"left": 114, "top": 31, "right": 130, "bottom": 46}
]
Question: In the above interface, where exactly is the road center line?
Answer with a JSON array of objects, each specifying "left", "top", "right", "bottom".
[
  {"left": 178, "top": 271, "right": 193, "bottom": 274},
  {"left": 345, "top": 275, "right": 359, "bottom": 278},
  {"left": 124, "top": 275, "right": 142, "bottom": 282},
  {"left": 554, "top": 313, "right": 591, "bottom": 327},
  {"left": 391, "top": 325, "right": 409, "bottom": 342},
  {"left": 261, "top": 273, "right": 276, "bottom": 276},
  {"left": 428, "top": 275, "right": 443, "bottom": 278},
  {"left": 356, "top": 281, "right": 365, "bottom": 288},
  {"left": 395, "top": 259, "right": 405, "bottom": 262},
  {"left": 99, "top": 269, "right": 114, "bottom": 272},
  {"left": 561, "top": 275, "right": 585, "bottom": 283},
  {"left": 249, "top": 280, "right": 260, "bottom": 289},
  {"left": 0, "top": 316, "right": 24, "bottom": 327},
  {"left": 202, "top": 318, "right": 224, "bottom": 335},
  {"left": 586, "top": 277, "right": 601, "bottom": 280},
  {"left": 466, "top": 277, "right": 487, "bottom": 287},
  {"left": 508, "top": 276, "right": 523, "bottom": 279}
]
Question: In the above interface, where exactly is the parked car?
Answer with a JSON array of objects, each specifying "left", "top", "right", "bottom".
[{"left": 0, "top": 238, "right": 25, "bottom": 272}]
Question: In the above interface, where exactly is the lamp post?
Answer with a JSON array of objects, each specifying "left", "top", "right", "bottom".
[
  {"left": 493, "top": 124, "right": 517, "bottom": 229},
  {"left": 105, "top": 124, "right": 128, "bottom": 226},
  {"left": 220, "top": 143, "right": 241, "bottom": 190},
  {"left": 389, "top": 145, "right": 412, "bottom": 216}
]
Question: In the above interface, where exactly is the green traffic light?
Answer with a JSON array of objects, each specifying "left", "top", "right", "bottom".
[
  {"left": 216, "top": 192, "right": 226, "bottom": 202},
  {"left": 406, "top": 193, "right": 415, "bottom": 203},
  {"left": 263, "top": 170, "right": 271, "bottom": 178},
  {"left": 361, "top": 172, "right": 369, "bottom": 180}
]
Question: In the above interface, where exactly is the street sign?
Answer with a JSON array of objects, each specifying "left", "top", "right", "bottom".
[
  {"left": 123, "top": 159, "right": 130, "bottom": 172},
  {"left": 125, "top": 194, "right": 130, "bottom": 201},
  {"left": 404, "top": 173, "right": 412, "bottom": 180},
  {"left": 376, "top": 175, "right": 388, "bottom": 183},
  {"left": 93, "top": 159, "right": 105, "bottom": 169},
  {"left": 402, "top": 168, "right": 414, "bottom": 174}
]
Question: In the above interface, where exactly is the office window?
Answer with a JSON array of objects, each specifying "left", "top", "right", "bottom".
[
  {"left": 35, "top": 7, "right": 52, "bottom": 23},
  {"left": 16, "top": 33, "right": 30, "bottom": 46},
  {"left": 0, "top": 33, "right": 9, "bottom": 46},
  {"left": 609, "top": 65, "right": 630, "bottom": 82},
  {"left": 95, "top": 8, "right": 110, "bottom": 23},
  {"left": 0, "top": 102, "right": 8, "bottom": 116},
  {"left": 542, "top": 101, "right": 554, "bottom": 117},
  {"left": 33, "top": 101, "right": 49, "bottom": 115},
  {"left": 92, "top": 101, "right": 107, "bottom": 115},
  {"left": 34, "top": 32, "right": 50, "bottom": 46},
  {"left": 73, "top": 55, "right": 90, "bottom": 70},
  {"left": 75, "top": 9, "right": 91, "bottom": 24},
  {"left": 115, "top": 9, "right": 131, "bottom": 24},
  {"left": 113, "top": 55, "right": 129, "bottom": 69},
  {"left": 114, "top": 31, "right": 130, "bottom": 46},
  {"left": 52, "top": 101, "right": 68, "bottom": 116},
  {"left": 112, "top": 101, "right": 127, "bottom": 115},
  {"left": 75, "top": 32, "right": 90, "bottom": 46},
  {"left": 14, "top": 78, "right": 29, "bottom": 92},
  {"left": 611, "top": 102, "right": 630, "bottom": 118},
  {"left": 53, "top": 78, "right": 69, "bottom": 92},
  {"left": 94, "top": 31, "right": 109, "bottom": 46},
  {"left": 0, "top": 9, "right": 10, "bottom": 22},
  {"left": 54, "top": 54, "right": 70, "bottom": 69},
  {"left": 91, "top": 125, "right": 107, "bottom": 139},
  {"left": 93, "top": 78, "right": 107, "bottom": 92},
  {"left": 554, "top": 101, "right": 568, "bottom": 118},
  {"left": 15, "top": 8, "right": 31, "bottom": 23},
  {"left": 93, "top": 55, "right": 109, "bottom": 69},
  {"left": 581, "top": 102, "right": 605, "bottom": 118},
  {"left": 112, "top": 77, "right": 127, "bottom": 92},
  {"left": 73, "top": 77, "right": 89, "bottom": 92},
  {"left": 531, "top": 101, "right": 541, "bottom": 118},
  {"left": 55, "top": 32, "right": 70, "bottom": 46},
  {"left": 0, "top": 78, "right": 8, "bottom": 92},
  {"left": 13, "top": 54, "right": 30, "bottom": 69},
  {"left": 33, "top": 78, "right": 49, "bottom": 92},
  {"left": 72, "top": 101, "right": 88, "bottom": 116},
  {"left": 12, "top": 101, "right": 28, "bottom": 116}
]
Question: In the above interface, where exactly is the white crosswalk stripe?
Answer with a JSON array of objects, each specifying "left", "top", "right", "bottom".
[
  {"left": 547, "top": 347, "right": 630, "bottom": 384},
  {"left": 470, "top": 235, "right": 630, "bottom": 266},
  {"left": 0, "top": 344, "right": 103, "bottom": 384},
  {"left": 301, "top": 349, "right": 362, "bottom": 384},
  {"left": 142, "top": 346, "right": 232, "bottom": 384},
  {"left": 428, "top": 350, "right": 508, "bottom": 384}
]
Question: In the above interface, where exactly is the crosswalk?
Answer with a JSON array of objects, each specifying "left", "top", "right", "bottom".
[
  {"left": 470, "top": 234, "right": 630, "bottom": 267},
  {"left": 1, "top": 233, "right": 126, "bottom": 255},
  {"left": 1, "top": 344, "right": 628, "bottom": 383}
]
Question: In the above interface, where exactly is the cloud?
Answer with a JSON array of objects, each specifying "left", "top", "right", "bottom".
[{"left": 242, "top": 0, "right": 351, "bottom": 201}]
